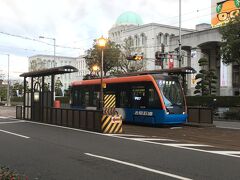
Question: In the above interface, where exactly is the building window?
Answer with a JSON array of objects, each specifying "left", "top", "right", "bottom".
[
  {"left": 141, "top": 34, "right": 147, "bottom": 46},
  {"left": 157, "top": 33, "right": 162, "bottom": 46},
  {"left": 164, "top": 34, "right": 169, "bottom": 45}
]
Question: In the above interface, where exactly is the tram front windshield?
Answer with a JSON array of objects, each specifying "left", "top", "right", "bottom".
[{"left": 155, "top": 77, "right": 185, "bottom": 113}]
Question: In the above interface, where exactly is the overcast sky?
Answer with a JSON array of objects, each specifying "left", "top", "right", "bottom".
[{"left": 0, "top": 0, "right": 211, "bottom": 79}]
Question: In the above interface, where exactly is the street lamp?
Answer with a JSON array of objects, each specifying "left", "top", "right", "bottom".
[
  {"left": 39, "top": 36, "right": 56, "bottom": 67},
  {"left": 92, "top": 65, "right": 100, "bottom": 73},
  {"left": 178, "top": 0, "right": 182, "bottom": 68},
  {"left": 97, "top": 36, "right": 107, "bottom": 110}
]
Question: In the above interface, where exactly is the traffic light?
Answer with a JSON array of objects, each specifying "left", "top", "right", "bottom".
[
  {"left": 155, "top": 51, "right": 166, "bottom": 60},
  {"left": 126, "top": 54, "right": 143, "bottom": 61}
]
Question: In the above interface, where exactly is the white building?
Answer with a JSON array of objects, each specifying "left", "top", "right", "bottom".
[
  {"left": 108, "top": 11, "right": 238, "bottom": 96},
  {"left": 109, "top": 11, "right": 195, "bottom": 70},
  {"left": 76, "top": 55, "right": 90, "bottom": 80},
  {"left": 29, "top": 55, "right": 81, "bottom": 91}
]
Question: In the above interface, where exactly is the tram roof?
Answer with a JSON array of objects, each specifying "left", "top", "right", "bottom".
[
  {"left": 20, "top": 65, "right": 78, "bottom": 78},
  {"left": 115, "top": 66, "right": 196, "bottom": 77}
]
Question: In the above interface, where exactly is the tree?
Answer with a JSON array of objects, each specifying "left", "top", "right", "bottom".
[
  {"left": 116, "top": 39, "right": 144, "bottom": 74},
  {"left": 0, "top": 85, "right": 7, "bottom": 101},
  {"left": 12, "top": 82, "right": 24, "bottom": 97},
  {"left": 85, "top": 39, "right": 121, "bottom": 76},
  {"left": 194, "top": 57, "right": 218, "bottom": 96},
  {"left": 219, "top": 15, "right": 240, "bottom": 66},
  {"left": 55, "top": 77, "right": 63, "bottom": 96}
]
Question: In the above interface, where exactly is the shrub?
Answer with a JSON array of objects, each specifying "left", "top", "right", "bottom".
[
  {"left": 186, "top": 96, "right": 240, "bottom": 107},
  {"left": 0, "top": 166, "right": 27, "bottom": 180}
]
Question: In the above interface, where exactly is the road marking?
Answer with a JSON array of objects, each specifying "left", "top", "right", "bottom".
[
  {"left": 0, "top": 129, "right": 30, "bottom": 139},
  {"left": 85, "top": 153, "right": 192, "bottom": 180},
  {"left": 0, "top": 116, "right": 17, "bottom": 120},
  {"left": 108, "top": 134, "right": 146, "bottom": 137},
  {"left": 0, "top": 116, "right": 9, "bottom": 119},
  {"left": 210, "top": 151, "right": 240, "bottom": 155},
  {"left": 0, "top": 120, "right": 25, "bottom": 124},
  {"left": 105, "top": 134, "right": 240, "bottom": 158},
  {"left": 161, "top": 143, "right": 212, "bottom": 147},
  {"left": 216, "top": 126, "right": 240, "bottom": 130},
  {"left": 132, "top": 138, "right": 176, "bottom": 142},
  {"left": 24, "top": 121, "right": 240, "bottom": 158}
]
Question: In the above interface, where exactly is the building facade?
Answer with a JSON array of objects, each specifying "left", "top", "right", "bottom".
[
  {"left": 29, "top": 55, "right": 89, "bottom": 92},
  {"left": 108, "top": 11, "right": 239, "bottom": 96}
]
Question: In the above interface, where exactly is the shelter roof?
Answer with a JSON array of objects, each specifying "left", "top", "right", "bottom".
[{"left": 20, "top": 65, "right": 78, "bottom": 77}]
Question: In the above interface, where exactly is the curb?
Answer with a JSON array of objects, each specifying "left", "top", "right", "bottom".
[{"left": 184, "top": 122, "right": 216, "bottom": 128}]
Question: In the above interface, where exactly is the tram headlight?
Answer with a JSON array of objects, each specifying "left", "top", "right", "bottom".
[{"left": 165, "top": 109, "right": 170, "bottom": 114}]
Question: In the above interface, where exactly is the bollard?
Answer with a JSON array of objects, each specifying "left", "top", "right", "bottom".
[{"left": 54, "top": 100, "right": 61, "bottom": 108}]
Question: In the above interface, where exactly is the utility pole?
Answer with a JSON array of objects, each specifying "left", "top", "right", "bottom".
[
  {"left": 7, "top": 54, "right": 10, "bottom": 106},
  {"left": 179, "top": 0, "right": 182, "bottom": 68}
]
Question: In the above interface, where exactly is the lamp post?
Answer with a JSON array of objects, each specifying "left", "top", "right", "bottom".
[
  {"left": 97, "top": 36, "right": 107, "bottom": 110},
  {"left": 7, "top": 54, "right": 10, "bottom": 106},
  {"left": 39, "top": 36, "right": 56, "bottom": 67},
  {"left": 178, "top": 0, "right": 182, "bottom": 68}
]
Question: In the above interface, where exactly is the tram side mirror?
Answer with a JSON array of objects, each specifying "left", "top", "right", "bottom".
[{"left": 34, "top": 92, "right": 40, "bottom": 102}]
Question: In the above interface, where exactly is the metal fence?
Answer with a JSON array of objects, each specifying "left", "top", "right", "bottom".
[
  {"left": 187, "top": 106, "right": 213, "bottom": 124},
  {"left": 16, "top": 106, "right": 22, "bottom": 119},
  {"left": 16, "top": 106, "right": 103, "bottom": 132}
]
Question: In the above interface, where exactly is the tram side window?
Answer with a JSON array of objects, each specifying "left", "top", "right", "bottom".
[
  {"left": 92, "top": 91, "right": 99, "bottom": 107},
  {"left": 84, "top": 91, "right": 90, "bottom": 106},
  {"left": 132, "top": 86, "right": 146, "bottom": 108},
  {"left": 119, "top": 91, "right": 129, "bottom": 108},
  {"left": 73, "top": 89, "right": 79, "bottom": 106},
  {"left": 79, "top": 89, "right": 88, "bottom": 107},
  {"left": 148, "top": 88, "right": 160, "bottom": 108}
]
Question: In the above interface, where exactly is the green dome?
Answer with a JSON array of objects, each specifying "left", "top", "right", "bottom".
[{"left": 116, "top": 11, "right": 143, "bottom": 26}]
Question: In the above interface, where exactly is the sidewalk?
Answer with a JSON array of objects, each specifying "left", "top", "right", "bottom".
[
  {"left": 214, "top": 120, "right": 240, "bottom": 130},
  {"left": 0, "top": 106, "right": 16, "bottom": 117}
]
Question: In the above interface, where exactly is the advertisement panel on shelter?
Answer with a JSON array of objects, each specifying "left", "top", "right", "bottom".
[{"left": 211, "top": 0, "right": 240, "bottom": 28}]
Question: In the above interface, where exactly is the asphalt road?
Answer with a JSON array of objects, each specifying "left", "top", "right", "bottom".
[{"left": 0, "top": 118, "right": 240, "bottom": 180}]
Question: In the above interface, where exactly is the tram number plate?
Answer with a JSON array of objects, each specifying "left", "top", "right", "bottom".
[{"left": 134, "top": 111, "right": 153, "bottom": 116}]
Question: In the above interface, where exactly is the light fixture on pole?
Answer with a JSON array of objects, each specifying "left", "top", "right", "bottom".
[
  {"left": 92, "top": 65, "right": 100, "bottom": 73},
  {"left": 39, "top": 36, "right": 56, "bottom": 67},
  {"left": 97, "top": 36, "right": 107, "bottom": 110},
  {"left": 7, "top": 54, "right": 10, "bottom": 106}
]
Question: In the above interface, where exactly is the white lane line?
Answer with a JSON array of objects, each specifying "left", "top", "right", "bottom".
[
  {"left": 132, "top": 138, "right": 176, "bottom": 142},
  {"left": 0, "top": 116, "right": 9, "bottom": 119},
  {"left": 0, "top": 116, "right": 16, "bottom": 120},
  {"left": 161, "top": 143, "right": 212, "bottom": 147},
  {"left": 0, "top": 120, "right": 26, "bottom": 124},
  {"left": 210, "top": 151, "right": 240, "bottom": 155},
  {"left": 216, "top": 126, "right": 240, "bottom": 130},
  {"left": 108, "top": 134, "right": 146, "bottom": 137},
  {"left": 0, "top": 129, "right": 30, "bottom": 139},
  {"left": 105, "top": 134, "right": 240, "bottom": 158},
  {"left": 24, "top": 121, "right": 240, "bottom": 158},
  {"left": 85, "top": 153, "right": 192, "bottom": 180}
]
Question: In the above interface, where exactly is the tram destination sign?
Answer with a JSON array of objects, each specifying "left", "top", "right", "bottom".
[{"left": 134, "top": 111, "right": 153, "bottom": 116}]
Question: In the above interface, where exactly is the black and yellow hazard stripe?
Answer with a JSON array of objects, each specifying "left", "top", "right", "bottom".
[
  {"left": 104, "top": 94, "right": 116, "bottom": 115},
  {"left": 101, "top": 115, "right": 122, "bottom": 134},
  {"left": 104, "top": 95, "right": 116, "bottom": 108}
]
